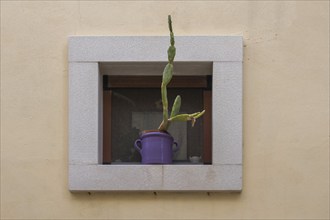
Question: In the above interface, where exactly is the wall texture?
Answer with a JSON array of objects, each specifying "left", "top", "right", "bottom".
[{"left": 1, "top": 1, "right": 329, "bottom": 219}]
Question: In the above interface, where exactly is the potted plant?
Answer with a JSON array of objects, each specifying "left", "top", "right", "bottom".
[{"left": 134, "top": 15, "right": 205, "bottom": 164}]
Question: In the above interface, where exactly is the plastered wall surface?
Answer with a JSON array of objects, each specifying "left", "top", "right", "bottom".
[{"left": 0, "top": 1, "right": 329, "bottom": 219}]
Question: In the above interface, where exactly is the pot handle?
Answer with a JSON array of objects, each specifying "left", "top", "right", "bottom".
[
  {"left": 134, "top": 139, "right": 142, "bottom": 153},
  {"left": 173, "top": 141, "right": 179, "bottom": 152}
]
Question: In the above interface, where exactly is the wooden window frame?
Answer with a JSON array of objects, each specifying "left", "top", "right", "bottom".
[{"left": 103, "top": 75, "right": 212, "bottom": 164}]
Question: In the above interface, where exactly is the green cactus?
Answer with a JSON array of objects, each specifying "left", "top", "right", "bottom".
[{"left": 158, "top": 15, "right": 205, "bottom": 131}]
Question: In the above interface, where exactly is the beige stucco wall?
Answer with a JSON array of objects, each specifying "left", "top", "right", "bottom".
[{"left": 1, "top": 1, "right": 329, "bottom": 219}]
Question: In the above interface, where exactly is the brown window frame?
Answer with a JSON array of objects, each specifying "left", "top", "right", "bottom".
[{"left": 103, "top": 75, "right": 212, "bottom": 164}]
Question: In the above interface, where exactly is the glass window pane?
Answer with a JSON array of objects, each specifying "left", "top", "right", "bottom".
[{"left": 110, "top": 88, "right": 204, "bottom": 163}]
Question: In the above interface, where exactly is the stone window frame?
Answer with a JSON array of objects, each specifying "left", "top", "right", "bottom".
[{"left": 68, "top": 36, "right": 243, "bottom": 191}]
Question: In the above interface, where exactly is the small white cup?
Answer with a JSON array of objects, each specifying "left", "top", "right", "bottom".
[{"left": 189, "top": 156, "right": 201, "bottom": 163}]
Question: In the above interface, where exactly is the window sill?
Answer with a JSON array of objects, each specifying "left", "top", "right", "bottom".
[
  {"left": 69, "top": 164, "right": 242, "bottom": 191},
  {"left": 109, "top": 162, "right": 206, "bottom": 165}
]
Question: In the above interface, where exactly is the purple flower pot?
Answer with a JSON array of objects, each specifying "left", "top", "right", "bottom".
[{"left": 134, "top": 131, "right": 179, "bottom": 164}]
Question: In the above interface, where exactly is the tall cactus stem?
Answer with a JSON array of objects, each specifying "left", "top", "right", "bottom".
[{"left": 158, "top": 15, "right": 205, "bottom": 131}]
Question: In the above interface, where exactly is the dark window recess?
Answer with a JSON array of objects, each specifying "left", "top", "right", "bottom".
[{"left": 103, "top": 75, "right": 212, "bottom": 164}]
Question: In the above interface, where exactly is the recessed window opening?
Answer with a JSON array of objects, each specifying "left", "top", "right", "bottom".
[
  {"left": 69, "top": 36, "right": 243, "bottom": 191},
  {"left": 101, "top": 62, "right": 212, "bottom": 165}
]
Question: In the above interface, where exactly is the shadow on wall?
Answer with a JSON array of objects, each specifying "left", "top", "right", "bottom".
[{"left": 69, "top": 191, "right": 242, "bottom": 202}]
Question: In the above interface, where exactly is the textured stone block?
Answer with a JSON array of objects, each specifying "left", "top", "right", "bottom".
[
  {"left": 69, "top": 164, "right": 242, "bottom": 191},
  {"left": 69, "top": 36, "right": 243, "bottom": 62},
  {"left": 69, "top": 62, "right": 100, "bottom": 165},
  {"left": 163, "top": 165, "right": 242, "bottom": 191},
  {"left": 69, "top": 165, "right": 163, "bottom": 191},
  {"left": 212, "top": 62, "right": 243, "bottom": 165}
]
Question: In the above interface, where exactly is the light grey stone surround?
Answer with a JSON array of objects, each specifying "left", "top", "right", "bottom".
[{"left": 68, "top": 36, "right": 243, "bottom": 191}]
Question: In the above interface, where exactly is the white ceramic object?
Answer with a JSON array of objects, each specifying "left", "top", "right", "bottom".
[{"left": 189, "top": 156, "right": 201, "bottom": 163}]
